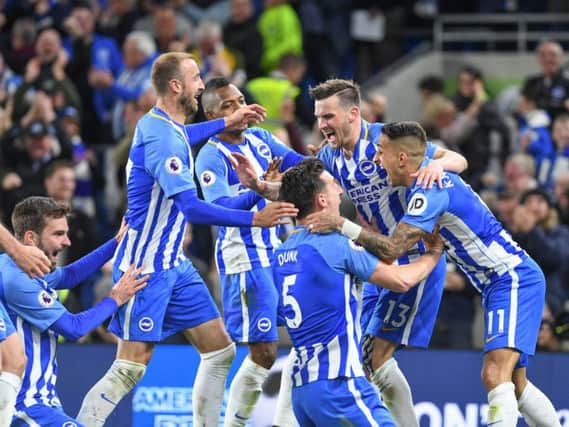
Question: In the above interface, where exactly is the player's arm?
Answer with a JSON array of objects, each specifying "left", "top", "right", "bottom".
[
  {"left": 0, "top": 222, "right": 51, "bottom": 277},
  {"left": 52, "top": 221, "right": 128, "bottom": 290},
  {"left": 196, "top": 145, "right": 262, "bottom": 210},
  {"left": 368, "top": 229, "right": 444, "bottom": 291},
  {"left": 184, "top": 105, "right": 266, "bottom": 146},
  {"left": 51, "top": 265, "right": 147, "bottom": 341},
  {"left": 412, "top": 144, "right": 468, "bottom": 189}
]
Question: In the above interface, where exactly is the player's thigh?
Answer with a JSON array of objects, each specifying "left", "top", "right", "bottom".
[
  {"left": 220, "top": 267, "right": 279, "bottom": 345},
  {"left": 161, "top": 261, "right": 222, "bottom": 342},
  {"left": 482, "top": 261, "right": 544, "bottom": 356},
  {"left": 1, "top": 331, "right": 26, "bottom": 375},
  {"left": 12, "top": 404, "right": 83, "bottom": 427},
  {"left": 293, "top": 378, "right": 395, "bottom": 427},
  {"left": 107, "top": 266, "right": 176, "bottom": 342}
]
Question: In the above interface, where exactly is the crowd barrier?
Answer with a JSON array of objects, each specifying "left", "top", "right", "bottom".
[{"left": 57, "top": 344, "right": 569, "bottom": 426}]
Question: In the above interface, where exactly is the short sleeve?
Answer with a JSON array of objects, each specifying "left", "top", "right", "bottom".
[
  {"left": 342, "top": 237, "right": 380, "bottom": 282},
  {"left": 317, "top": 145, "right": 337, "bottom": 179},
  {"left": 3, "top": 271, "right": 66, "bottom": 332},
  {"left": 195, "top": 144, "right": 231, "bottom": 203},
  {"left": 401, "top": 186, "right": 448, "bottom": 233},
  {"left": 143, "top": 124, "right": 196, "bottom": 198},
  {"left": 262, "top": 129, "right": 304, "bottom": 166},
  {"left": 425, "top": 141, "right": 437, "bottom": 159}
]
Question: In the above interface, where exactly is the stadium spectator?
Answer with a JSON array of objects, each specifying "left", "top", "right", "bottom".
[
  {"left": 134, "top": 4, "right": 192, "bottom": 53},
  {"left": 516, "top": 82, "right": 555, "bottom": 189},
  {"left": 501, "top": 153, "right": 538, "bottom": 197},
  {"left": 511, "top": 188, "right": 569, "bottom": 316},
  {"left": 418, "top": 74, "right": 445, "bottom": 105},
  {"left": 547, "top": 113, "right": 569, "bottom": 183},
  {"left": 0, "top": 196, "right": 147, "bottom": 426},
  {"left": 452, "top": 65, "right": 511, "bottom": 192},
  {"left": 224, "top": 0, "right": 264, "bottom": 80},
  {"left": 64, "top": 3, "right": 122, "bottom": 145},
  {"left": 191, "top": 19, "right": 245, "bottom": 86},
  {"left": 246, "top": 53, "right": 309, "bottom": 152},
  {"left": 11, "top": 28, "right": 81, "bottom": 126},
  {"left": 522, "top": 40, "right": 569, "bottom": 120},
  {"left": 0, "top": 121, "right": 72, "bottom": 224},
  {"left": 88, "top": 30, "right": 157, "bottom": 141},
  {"left": 97, "top": 0, "right": 141, "bottom": 47},
  {"left": 258, "top": 0, "right": 303, "bottom": 73},
  {"left": 1, "top": 18, "right": 37, "bottom": 75}
]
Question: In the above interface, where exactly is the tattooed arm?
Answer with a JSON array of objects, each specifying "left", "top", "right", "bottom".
[{"left": 355, "top": 222, "right": 427, "bottom": 264}]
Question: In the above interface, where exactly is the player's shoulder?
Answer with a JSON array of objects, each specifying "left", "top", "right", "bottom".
[
  {"left": 196, "top": 140, "right": 221, "bottom": 160},
  {"left": 0, "top": 255, "right": 32, "bottom": 288},
  {"left": 367, "top": 121, "right": 384, "bottom": 140},
  {"left": 137, "top": 111, "right": 180, "bottom": 140},
  {"left": 245, "top": 127, "right": 270, "bottom": 140}
]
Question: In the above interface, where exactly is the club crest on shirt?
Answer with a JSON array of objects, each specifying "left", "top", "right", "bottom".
[
  {"left": 62, "top": 422, "right": 78, "bottom": 427},
  {"left": 358, "top": 160, "right": 376, "bottom": 177},
  {"left": 257, "top": 317, "right": 272, "bottom": 332},
  {"left": 200, "top": 170, "right": 216, "bottom": 187},
  {"left": 138, "top": 316, "right": 154, "bottom": 332},
  {"left": 38, "top": 290, "right": 55, "bottom": 307},
  {"left": 348, "top": 240, "right": 365, "bottom": 251},
  {"left": 408, "top": 193, "right": 428, "bottom": 216},
  {"left": 256, "top": 143, "right": 271, "bottom": 160},
  {"left": 165, "top": 156, "right": 183, "bottom": 175}
]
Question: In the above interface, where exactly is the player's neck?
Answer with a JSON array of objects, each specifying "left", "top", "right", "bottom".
[
  {"left": 216, "top": 131, "right": 245, "bottom": 144},
  {"left": 155, "top": 97, "right": 185, "bottom": 124},
  {"left": 344, "top": 117, "right": 363, "bottom": 153}
]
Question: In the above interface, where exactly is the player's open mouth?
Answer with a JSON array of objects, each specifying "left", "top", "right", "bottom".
[{"left": 324, "top": 131, "right": 336, "bottom": 142}]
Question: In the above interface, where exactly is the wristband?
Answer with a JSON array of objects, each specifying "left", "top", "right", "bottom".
[{"left": 341, "top": 219, "right": 362, "bottom": 241}]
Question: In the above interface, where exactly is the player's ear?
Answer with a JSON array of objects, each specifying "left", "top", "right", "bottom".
[
  {"left": 315, "top": 192, "right": 327, "bottom": 209},
  {"left": 348, "top": 106, "right": 359, "bottom": 123},
  {"left": 23, "top": 230, "right": 39, "bottom": 246}
]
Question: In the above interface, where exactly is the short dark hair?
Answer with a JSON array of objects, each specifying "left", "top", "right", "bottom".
[
  {"left": 459, "top": 65, "right": 483, "bottom": 81},
  {"left": 520, "top": 81, "right": 540, "bottom": 104},
  {"left": 381, "top": 121, "right": 427, "bottom": 161},
  {"left": 11, "top": 196, "right": 70, "bottom": 240},
  {"left": 280, "top": 158, "right": 325, "bottom": 220},
  {"left": 309, "top": 79, "right": 360, "bottom": 109},
  {"left": 151, "top": 52, "right": 194, "bottom": 96},
  {"left": 45, "top": 160, "right": 75, "bottom": 179},
  {"left": 201, "top": 77, "right": 231, "bottom": 112},
  {"left": 418, "top": 75, "right": 444, "bottom": 93},
  {"left": 278, "top": 53, "right": 305, "bottom": 71},
  {"left": 382, "top": 121, "right": 427, "bottom": 143}
]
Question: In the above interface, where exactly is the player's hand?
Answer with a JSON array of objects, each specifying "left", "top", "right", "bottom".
[
  {"left": 252, "top": 202, "right": 298, "bottom": 227},
  {"left": 356, "top": 211, "right": 379, "bottom": 232},
  {"left": 423, "top": 225, "right": 444, "bottom": 254},
  {"left": 225, "top": 104, "right": 266, "bottom": 130},
  {"left": 263, "top": 157, "right": 284, "bottom": 183},
  {"left": 114, "top": 218, "right": 128, "bottom": 243},
  {"left": 304, "top": 211, "right": 344, "bottom": 234},
  {"left": 411, "top": 159, "right": 444, "bottom": 189},
  {"left": 110, "top": 265, "right": 149, "bottom": 306},
  {"left": 230, "top": 151, "right": 263, "bottom": 189},
  {"left": 8, "top": 243, "right": 51, "bottom": 277},
  {"left": 307, "top": 138, "right": 327, "bottom": 156}
]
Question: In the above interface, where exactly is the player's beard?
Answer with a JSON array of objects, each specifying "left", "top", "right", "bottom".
[
  {"left": 36, "top": 241, "right": 58, "bottom": 272},
  {"left": 179, "top": 92, "right": 198, "bottom": 119}
]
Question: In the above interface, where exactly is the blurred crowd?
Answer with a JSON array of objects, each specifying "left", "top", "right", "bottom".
[{"left": 0, "top": 0, "right": 568, "bottom": 351}]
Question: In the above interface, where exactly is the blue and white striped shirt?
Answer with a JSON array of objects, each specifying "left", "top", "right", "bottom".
[
  {"left": 0, "top": 254, "right": 66, "bottom": 410},
  {"left": 115, "top": 107, "right": 196, "bottom": 274},
  {"left": 402, "top": 170, "right": 527, "bottom": 292},
  {"left": 196, "top": 128, "right": 303, "bottom": 274},
  {"left": 273, "top": 229, "right": 379, "bottom": 386},
  {"left": 317, "top": 121, "right": 437, "bottom": 265}
]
